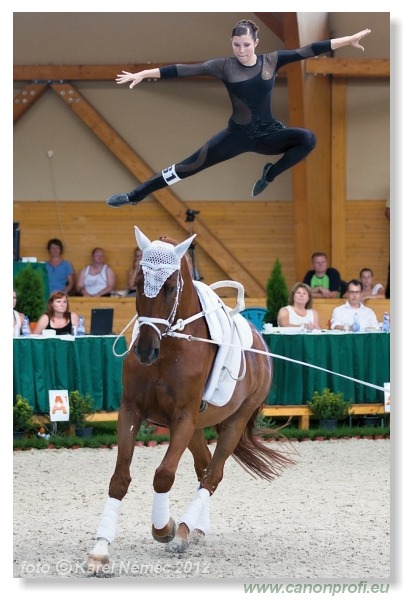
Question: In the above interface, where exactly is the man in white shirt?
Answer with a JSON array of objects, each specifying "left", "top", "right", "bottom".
[{"left": 330, "top": 279, "right": 379, "bottom": 331}]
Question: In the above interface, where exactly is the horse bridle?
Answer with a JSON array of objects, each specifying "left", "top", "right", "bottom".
[{"left": 137, "top": 271, "right": 183, "bottom": 340}]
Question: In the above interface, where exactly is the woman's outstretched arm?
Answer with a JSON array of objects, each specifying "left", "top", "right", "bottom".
[
  {"left": 116, "top": 68, "right": 161, "bottom": 88},
  {"left": 331, "top": 28, "right": 371, "bottom": 51}
]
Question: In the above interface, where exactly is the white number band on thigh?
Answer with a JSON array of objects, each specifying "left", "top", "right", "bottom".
[{"left": 162, "top": 165, "right": 181, "bottom": 185}]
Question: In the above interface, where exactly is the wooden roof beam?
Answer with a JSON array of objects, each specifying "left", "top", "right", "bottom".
[
  {"left": 306, "top": 57, "right": 389, "bottom": 78},
  {"left": 254, "top": 12, "right": 284, "bottom": 42},
  {"left": 14, "top": 59, "right": 389, "bottom": 84},
  {"left": 13, "top": 83, "right": 48, "bottom": 123},
  {"left": 13, "top": 64, "right": 286, "bottom": 83}
]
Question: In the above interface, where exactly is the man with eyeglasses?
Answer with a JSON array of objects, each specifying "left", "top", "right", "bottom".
[{"left": 330, "top": 279, "right": 379, "bottom": 331}]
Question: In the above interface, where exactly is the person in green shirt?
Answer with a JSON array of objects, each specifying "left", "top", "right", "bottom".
[{"left": 303, "top": 252, "right": 342, "bottom": 298}]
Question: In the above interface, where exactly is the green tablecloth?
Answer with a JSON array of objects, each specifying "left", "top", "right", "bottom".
[
  {"left": 13, "top": 336, "right": 127, "bottom": 413},
  {"left": 13, "top": 332, "right": 389, "bottom": 413},
  {"left": 263, "top": 332, "right": 390, "bottom": 405}
]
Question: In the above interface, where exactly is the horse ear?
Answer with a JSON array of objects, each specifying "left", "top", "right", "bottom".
[
  {"left": 134, "top": 226, "right": 152, "bottom": 251},
  {"left": 174, "top": 234, "right": 197, "bottom": 261}
]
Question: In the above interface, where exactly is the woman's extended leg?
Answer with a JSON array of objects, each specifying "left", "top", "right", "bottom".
[
  {"left": 251, "top": 127, "right": 316, "bottom": 196},
  {"left": 107, "top": 129, "right": 244, "bottom": 208},
  {"left": 107, "top": 125, "right": 317, "bottom": 206}
]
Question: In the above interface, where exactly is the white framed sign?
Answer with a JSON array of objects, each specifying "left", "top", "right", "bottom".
[
  {"left": 49, "top": 390, "right": 70, "bottom": 421},
  {"left": 384, "top": 382, "right": 390, "bottom": 413}
]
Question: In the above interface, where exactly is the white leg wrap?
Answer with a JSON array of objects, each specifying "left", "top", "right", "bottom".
[
  {"left": 179, "top": 488, "right": 210, "bottom": 533},
  {"left": 194, "top": 493, "right": 211, "bottom": 534},
  {"left": 95, "top": 497, "right": 121, "bottom": 544},
  {"left": 91, "top": 538, "right": 109, "bottom": 557},
  {"left": 162, "top": 164, "right": 181, "bottom": 185},
  {"left": 193, "top": 482, "right": 210, "bottom": 533},
  {"left": 151, "top": 492, "right": 170, "bottom": 529}
]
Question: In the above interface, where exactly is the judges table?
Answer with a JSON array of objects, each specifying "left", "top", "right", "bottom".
[
  {"left": 263, "top": 331, "right": 390, "bottom": 406},
  {"left": 13, "top": 335, "right": 127, "bottom": 413}
]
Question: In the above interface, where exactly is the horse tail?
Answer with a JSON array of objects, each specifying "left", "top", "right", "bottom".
[{"left": 227, "top": 406, "right": 297, "bottom": 481}]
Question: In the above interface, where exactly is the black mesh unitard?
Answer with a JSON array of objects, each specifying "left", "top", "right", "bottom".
[{"left": 128, "top": 40, "right": 331, "bottom": 202}]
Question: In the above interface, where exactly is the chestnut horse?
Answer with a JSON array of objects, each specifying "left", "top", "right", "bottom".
[{"left": 86, "top": 226, "right": 294, "bottom": 572}]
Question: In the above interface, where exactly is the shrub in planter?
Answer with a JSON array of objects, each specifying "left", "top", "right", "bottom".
[
  {"left": 265, "top": 258, "right": 288, "bottom": 326},
  {"left": 68, "top": 390, "right": 95, "bottom": 435},
  {"left": 307, "top": 388, "right": 352, "bottom": 427},
  {"left": 13, "top": 395, "right": 34, "bottom": 435},
  {"left": 14, "top": 264, "right": 46, "bottom": 322}
]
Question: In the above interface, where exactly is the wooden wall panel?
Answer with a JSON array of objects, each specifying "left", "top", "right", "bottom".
[
  {"left": 13, "top": 198, "right": 389, "bottom": 298},
  {"left": 13, "top": 200, "right": 296, "bottom": 294},
  {"left": 343, "top": 200, "right": 389, "bottom": 286}
]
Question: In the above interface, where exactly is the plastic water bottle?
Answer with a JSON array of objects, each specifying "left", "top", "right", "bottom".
[
  {"left": 76, "top": 315, "right": 85, "bottom": 336},
  {"left": 21, "top": 315, "right": 30, "bottom": 337},
  {"left": 382, "top": 312, "right": 390, "bottom": 333},
  {"left": 352, "top": 313, "right": 360, "bottom": 333}
]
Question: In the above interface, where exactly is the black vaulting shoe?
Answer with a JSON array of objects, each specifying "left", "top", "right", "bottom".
[
  {"left": 106, "top": 193, "right": 139, "bottom": 208},
  {"left": 251, "top": 163, "right": 273, "bottom": 197}
]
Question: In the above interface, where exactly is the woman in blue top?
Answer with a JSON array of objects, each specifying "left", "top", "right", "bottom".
[
  {"left": 107, "top": 20, "right": 371, "bottom": 208},
  {"left": 45, "top": 238, "right": 74, "bottom": 294}
]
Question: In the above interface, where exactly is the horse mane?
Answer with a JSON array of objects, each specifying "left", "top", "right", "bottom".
[{"left": 159, "top": 235, "right": 177, "bottom": 245}]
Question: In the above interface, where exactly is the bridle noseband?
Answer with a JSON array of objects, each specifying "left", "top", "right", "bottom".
[{"left": 137, "top": 271, "right": 183, "bottom": 339}]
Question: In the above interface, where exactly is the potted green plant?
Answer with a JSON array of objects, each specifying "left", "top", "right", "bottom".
[
  {"left": 68, "top": 390, "right": 95, "bottom": 437},
  {"left": 266, "top": 258, "right": 288, "bottom": 326},
  {"left": 13, "top": 395, "right": 35, "bottom": 439},
  {"left": 14, "top": 263, "right": 47, "bottom": 322},
  {"left": 307, "top": 388, "right": 352, "bottom": 430}
]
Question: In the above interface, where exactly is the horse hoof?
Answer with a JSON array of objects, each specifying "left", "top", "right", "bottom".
[
  {"left": 189, "top": 528, "right": 206, "bottom": 545},
  {"left": 85, "top": 554, "right": 113, "bottom": 577},
  {"left": 152, "top": 517, "right": 177, "bottom": 543},
  {"left": 165, "top": 536, "right": 189, "bottom": 554}
]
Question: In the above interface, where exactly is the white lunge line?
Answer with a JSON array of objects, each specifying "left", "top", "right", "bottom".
[{"left": 167, "top": 332, "right": 388, "bottom": 393}]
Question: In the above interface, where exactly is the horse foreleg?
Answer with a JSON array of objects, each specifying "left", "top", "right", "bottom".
[
  {"left": 86, "top": 497, "right": 121, "bottom": 575},
  {"left": 151, "top": 492, "right": 177, "bottom": 543},
  {"left": 151, "top": 417, "right": 199, "bottom": 550},
  {"left": 86, "top": 402, "right": 140, "bottom": 574}
]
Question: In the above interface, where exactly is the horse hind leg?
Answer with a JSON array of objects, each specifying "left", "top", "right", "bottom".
[{"left": 166, "top": 488, "right": 211, "bottom": 554}]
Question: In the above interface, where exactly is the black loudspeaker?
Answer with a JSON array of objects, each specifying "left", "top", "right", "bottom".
[
  {"left": 90, "top": 308, "right": 114, "bottom": 335},
  {"left": 13, "top": 222, "right": 20, "bottom": 262}
]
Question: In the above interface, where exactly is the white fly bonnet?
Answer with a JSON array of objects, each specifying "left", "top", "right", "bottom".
[{"left": 134, "top": 226, "right": 196, "bottom": 298}]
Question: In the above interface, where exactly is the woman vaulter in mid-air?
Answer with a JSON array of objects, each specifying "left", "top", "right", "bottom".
[{"left": 107, "top": 20, "right": 371, "bottom": 208}]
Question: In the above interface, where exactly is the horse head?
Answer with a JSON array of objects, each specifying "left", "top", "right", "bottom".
[{"left": 133, "top": 226, "right": 196, "bottom": 365}]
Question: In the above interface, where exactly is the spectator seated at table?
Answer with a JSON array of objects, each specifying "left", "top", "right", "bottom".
[
  {"left": 358, "top": 267, "right": 385, "bottom": 300},
  {"left": 13, "top": 289, "right": 24, "bottom": 337},
  {"left": 303, "top": 251, "right": 344, "bottom": 298},
  {"left": 75, "top": 247, "right": 116, "bottom": 297},
  {"left": 330, "top": 279, "right": 379, "bottom": 332},
  {"left": 33, "top": 290, "right": 79, "bottom": 335},
  {"left": 277, "top": 282, "right": 321, "bottom": 330},
  {"left": 45, "top": 238, "right": 75, "bottom": 294}
]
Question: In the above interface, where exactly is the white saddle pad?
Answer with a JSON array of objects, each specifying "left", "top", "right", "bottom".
[{"left": 194, "top": 281, "right": 253, "bottom": 406}]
